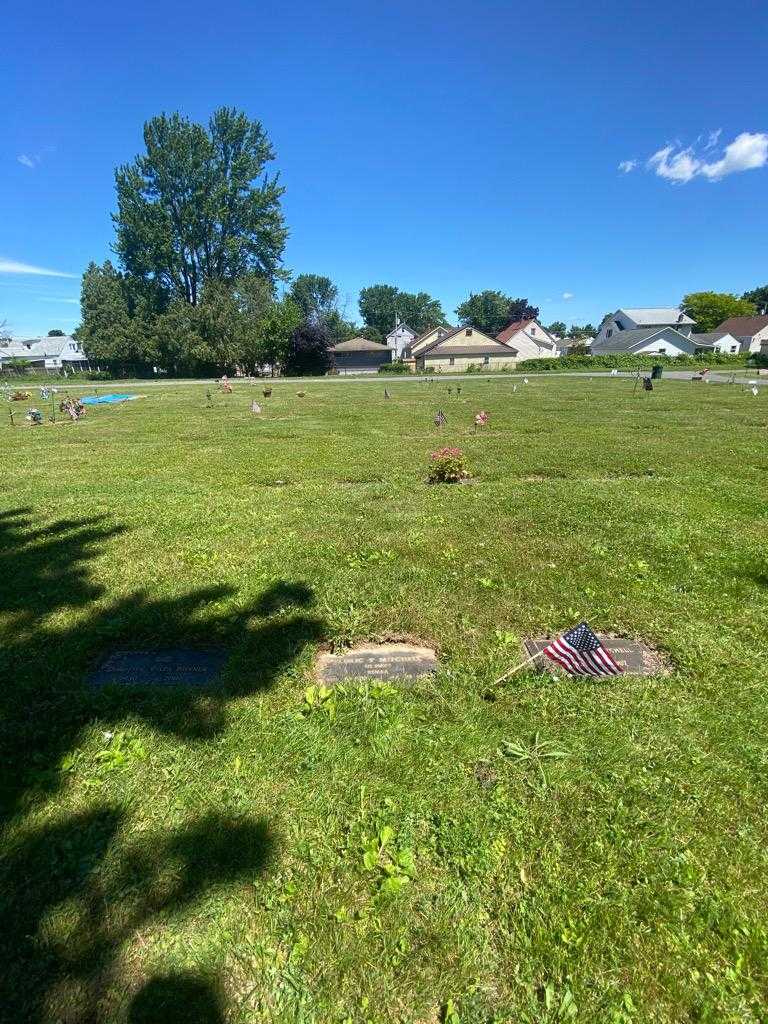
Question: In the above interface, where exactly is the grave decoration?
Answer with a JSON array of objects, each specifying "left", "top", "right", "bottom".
[
  {"left": 296, "top": 391, "right": 306, "bottom": 398},
  {"left": 495, "top": 621, "right": 666, "bottom": 683},
  {"left": 251, "top": 400, "right": 262, "bottom": 414},
  {"left": 263, "top": 387, "right": 273, "bottom": 398},
  {"left": 59, "top": 396, "right": 85, "bottom": 421},
  {"left": 206, "top": 389, "right": 213, "bottom": 406},
  {"left": 316, "top": 643, "right": 438, "bottom": 685},
  {"left": 11, "top": 390, "right": 31, "bottom": 402},
  {"left": 474, "top": 410, "right": 489, "bottom": 431},
  {"left": 428, "top": 446, "right": 469, "bottom": 483},
  {"left": 218, "top": 375, "right": 233, "bottom": 393},
  {"left": 384, "top": 388, "right": 391, "bottom": 399},
  {"left": 434, "top": 410, "right": 447, "bottom": 428},
  {"left": 26, "top": 408, "right": 43, "bottom": 425}
]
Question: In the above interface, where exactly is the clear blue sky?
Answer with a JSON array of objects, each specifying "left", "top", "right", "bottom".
[{"left": 2, "top": 0, "right": 767, "bottom": 337}]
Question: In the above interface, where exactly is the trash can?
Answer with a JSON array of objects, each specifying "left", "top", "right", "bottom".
[{"left": 651, "top": 364, "right": 663, "bottom": 380}]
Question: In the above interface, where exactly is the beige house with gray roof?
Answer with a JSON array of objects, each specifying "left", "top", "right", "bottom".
[{"left": 415, "top": 326, "right": 517, "bottom": 372}]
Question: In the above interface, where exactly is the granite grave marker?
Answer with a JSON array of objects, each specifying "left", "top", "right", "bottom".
[
  {"left": 316, "top": 643, "right": 438, "bottom": 685},
  {"left": 88, "top": 648, "right": 228, "bottom": 689}
]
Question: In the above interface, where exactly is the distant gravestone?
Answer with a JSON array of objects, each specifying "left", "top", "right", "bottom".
[
  {"left": 251, "top": 400, "right": 262, "bottom": 414},
  {"left": 88, "top": 648, "right": 228, "bottom": 689},
  {"left": 523, "top": 635, "right": 666, "bottom": 676},
  {"left": 316, "top": 643, "right": 438, "bottom": 685}
]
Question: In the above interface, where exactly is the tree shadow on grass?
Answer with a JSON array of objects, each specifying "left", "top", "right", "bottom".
[
  {"left": 0, "top": 507, "right": 324, "bottom": 1022},
  {"left": 128, "top": 972, "right": 225, "bottom": 1024}
]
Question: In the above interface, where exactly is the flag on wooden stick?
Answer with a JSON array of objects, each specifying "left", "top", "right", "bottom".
[{"left": 543, "top": 622, "right": 622, "bottom": 677}]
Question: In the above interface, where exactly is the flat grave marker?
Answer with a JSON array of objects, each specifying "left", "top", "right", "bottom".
[
  {"left": 88, "top": 648, "right": 228, "bottom": 689},
  {"left": 316, "top": 643, "right": 438, "bottom": 685},
  {"left": 523, "top": 635, "right": 667, "bottom": 676}
]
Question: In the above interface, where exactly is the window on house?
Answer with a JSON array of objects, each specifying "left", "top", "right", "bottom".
[
  {"left": 465, "top": 328, "right": 471, "bottom": 336},
  {"left": 483, "top": 355, "right": 490, "bottom": 365},
  {"left": 531, "top": 327, "right": 536, "bottom": 335},
  {"left": 607, "top": 329, "right": 613, "bottom": 338},
  {"left": 449, "top": 356, "right": 455, "bottom": 366},
  {"left": 658, "top": 348, "right": 667, "bottom": 355},
  {"left": 730, "top": 345, "right": 737, "bottom": 353}
]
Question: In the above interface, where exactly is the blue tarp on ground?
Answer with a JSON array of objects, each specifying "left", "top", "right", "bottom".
[{"left": 80, "top": 393, "right": 139, "bottom": 405}]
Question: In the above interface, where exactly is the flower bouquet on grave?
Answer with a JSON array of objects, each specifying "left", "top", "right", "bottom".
[
  {"left": 428, "top": 446, "right": 470, "bottom": 484},
  {"left": 474, "top": 410, "right": 489, "bottom": 432}
]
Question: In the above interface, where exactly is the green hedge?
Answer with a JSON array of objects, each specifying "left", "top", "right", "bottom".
[
  {"left": 378, "top": 360, "right": 413, "bottom": 374},
  {"left": 516, "top": 352, "right": 761, "bottom": 373}
]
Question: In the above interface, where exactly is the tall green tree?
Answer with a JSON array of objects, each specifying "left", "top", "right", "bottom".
[
  {"left": 742, "top": 285, "right": 768, "bottom": 312},
  {"left": 681, "top": 292, "right": 756, "bottom": 333},
  {"left": 114, "top": 108, "right": 287, "bottom": 306},
  {"left": 47, "top": 329, "right": 65, "bottom": 337},
  {"left": 455, "top": 291, "right": 538, "bottom": 335},
  {"left": 289, "top": 274, "right": 339, "bottom": 324},
  {"left": 77, "top": 261, "right": 158, "bottom": 367},
  {"left": 251, "top": 296, "right": 302, "bottom": 374},
  {"left": 359, "top": 284, "right": 446, "bottom": 337},
  {"left": 546, "top": 321, "right": 567, "bottom": 336},
  {"left": 283, "top": 322, "right": 332, "bottom": 376}
]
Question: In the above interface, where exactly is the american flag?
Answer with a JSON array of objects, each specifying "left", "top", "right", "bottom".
[{"left": 543, "top": 622, "right": 622, "bottom": 677}]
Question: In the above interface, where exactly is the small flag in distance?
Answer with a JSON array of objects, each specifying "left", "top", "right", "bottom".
[{"left": 435, "top": 410, "right": 447, "bottom": 427}]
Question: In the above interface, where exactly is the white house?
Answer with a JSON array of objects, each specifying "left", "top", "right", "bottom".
[
  {"left": 594, "top": 307, "right": 695, "bottom": 347},
  {"left": 496, "top": 318, "right": 560, "bottom": 359},
  {"left": 715, "top": 315, "right": 768, "bottom": 354},
  {"left": 0, "top": 335, "right": 88, "bottom": 371},
  {"left": 591, "top": 326, "right": 738, "bottom": 357},
  {"left": 385, "top": 320, "right": 418, "bottom": 360}
]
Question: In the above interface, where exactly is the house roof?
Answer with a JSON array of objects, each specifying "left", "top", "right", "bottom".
[
  {"left": 330, "top": 337, "right": 390, "bottom": 353},
  {"left": 690, "top": 331, "right": 733, "bottom": 348},
  {"left": 410, "top": 324, "right": 453, "bottom": 346},
  {"left": 592, "top": 327, "right": 692, "bottom": 352},
  {"left": 496, "top": 319, "right": 556, "bottom": 349},
  {"left": 715, "top": 315, "right": 768, "bottom": 336},
  {"left": 423, "top": 346, "right": 519, "bottom": 358},
  {"left": 0, "top": 335, "right": 79, "bottom": 360},
  {"left": 385, "top": 323, "right": 416, "bottom": 338},
  {"left": 619, "top": 307, "right": 695, "bottom": 326}
]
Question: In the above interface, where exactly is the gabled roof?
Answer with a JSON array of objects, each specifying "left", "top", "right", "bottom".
[
  {"left": 0, "top": 335, "right": 79, "bottom": 360},
  {"left": 410, "top": 324, "right": 453, "bottom": 346},
  {"left": 592, "top": 326, "right": 693, "bottom": 352},
  {"left": 715, "top": 315, "right": 768, "bottom": 336},
  {"left": 619, "top": 307, "right": 695, "bottom": 326},
  {"left": 330, "top": 337, "right": 390, "bottom": 353},
  {"left": 496, "top": 319, "right": 556, "bottom": 348},
  {"left": 420, "top": 326, "right": 518, "bottom": 357},
  {"left": 690, "top": 331, "right": 734, "bottom": 348},
  {"left": 386, "top": 322, "right": 417, "bottom": 338}
]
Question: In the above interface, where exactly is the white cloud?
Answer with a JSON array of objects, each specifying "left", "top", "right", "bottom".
[
  {"left": 643, "top": 131, "right": 768, "bottom": 184},
  {"left": 562, "top": 292, "right": 574, "bottom": 300},
  {"left": 618, "top": 159, "right": 637, "bottom": 173},
  {"left": 17, "top": 153, "right": 40, "bottom": 169},
  {"left": 38, "top": 296, "right": 80, "bottom": 304},
  {"left": 699, "top": 132, "right": 768, "bottom": 180},
  {"left": 0, "top": 258, "right": 77, "bottom": 279}
]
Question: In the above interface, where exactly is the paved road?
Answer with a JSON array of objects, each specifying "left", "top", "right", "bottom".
[{"left": 70, "top": 369, "right": 768, "bottom": 388}]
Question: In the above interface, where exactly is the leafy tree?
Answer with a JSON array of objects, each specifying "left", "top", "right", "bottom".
[
  {"left": 359, "top": 284, "right": 445, "bottom": 337},
  {"left": 742, "top": 285, "right": 768, "bottom": 312},
  {"left": 251, "top": 296, "right": 302, "bottom": 374},
  {"left": 77, "top": 261, "right": 158, "bottom": 368},
  {"left": 47, "top": 329, "right": 65, "bottom": 337},
  {"left": 290, "top": 274, "right": 339, "bottom": 324},
  {"left": 114, "top": 107, "right": 287, "bottom": 306},
  {"left": 546, "top": 321, "right": 567, "bottom": 336},
  {"left": 567, "top": 323, "right": 596, "bottom": 339},
  {"left": 682, "top": 292, "right": 756, "bottom": 333},
  {"left": 455, "top": 291, "right": 538, "bottom": 335},
  {"left": 283, "top": 322, "right": 332, "bottom": 376}
]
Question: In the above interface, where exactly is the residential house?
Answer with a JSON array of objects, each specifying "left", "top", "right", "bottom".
[
  {"left": 0, "top": 335, "right": 88, "bottom": 371},
  {"left": 591, "top": 326, "right": 738, "bottom": 357},
  {"left": 329, "top": 337, "right": 392, "bottom": 374},
  {"left": 496, "top": 318, "right": 560, "bottom": 359},
  {"left": 414, "top": 326, "right": 517, "bottom": 372},
  {"left": 407, "top": 325, "right": 455, "bottom": 357},
  {"left": 594, "top": 308, "right": 695, "bottom": 347},
  {"left": 714, "top": 315, "right": 768, "bottom": 354},
  {"left": 385, "top": 320, "right": 418, "bottom": 360}
]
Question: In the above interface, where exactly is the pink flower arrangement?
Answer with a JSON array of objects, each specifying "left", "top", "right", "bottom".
[
  {"left": 428, "top": 446, "right": 470, "bottom": 483},
  {"left": 474, "top": 411, "right": 489, "bottom": 427}
]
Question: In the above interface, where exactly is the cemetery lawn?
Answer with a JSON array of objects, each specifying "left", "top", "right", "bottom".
[{"left": 2, "top": 376, "right": 767, "bottom": 1024}]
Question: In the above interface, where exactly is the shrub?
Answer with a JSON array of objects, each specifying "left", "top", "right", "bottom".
[
  {"left": 379, "top": 361, "right": 412, "bottom": 375},
  {"left": 86, "top": 370, "right": 113, "bottom": 380},
  {"left": 517, "top": 352, "right": 749, "bottom": 373},
  {"left": 428, "top": 447, "right": 469, "bottom": 483}
]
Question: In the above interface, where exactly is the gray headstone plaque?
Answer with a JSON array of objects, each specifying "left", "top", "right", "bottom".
[
  {"left": 524, "top": 635, "right": 666, "bottom": 676},
  {"left": 88, "top": 648, "right": 228, "bottom": 689},
  {"left": 316, "top": 644, "right": 438, "bottom": 685}
]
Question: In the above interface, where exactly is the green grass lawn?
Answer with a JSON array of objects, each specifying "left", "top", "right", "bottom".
[{"left": 2, "top": 376, "right": 767, "bottom": 1024}]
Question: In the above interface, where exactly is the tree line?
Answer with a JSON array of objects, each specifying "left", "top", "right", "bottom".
[{"left": 73, "top": 107, "right": 768, "bottom": 374}]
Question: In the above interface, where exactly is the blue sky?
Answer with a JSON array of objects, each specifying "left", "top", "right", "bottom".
[{"left": 2, "top": 0, "right": 767, "bottom": 337}]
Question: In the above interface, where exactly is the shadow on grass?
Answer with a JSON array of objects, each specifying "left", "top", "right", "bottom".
[{"left": 0, "top": 507, "right": 323, "bottom": 1022}]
